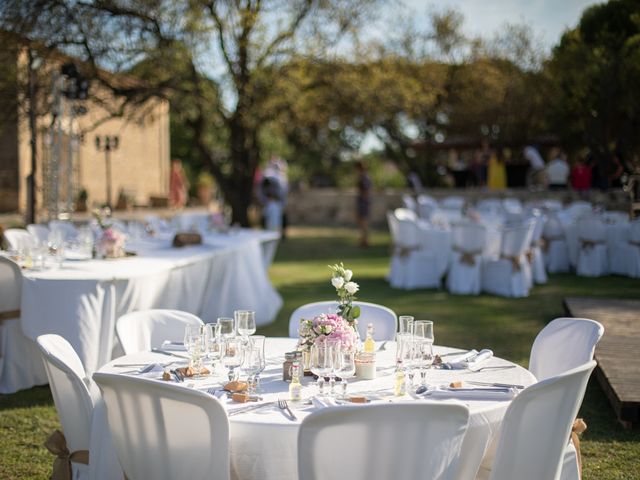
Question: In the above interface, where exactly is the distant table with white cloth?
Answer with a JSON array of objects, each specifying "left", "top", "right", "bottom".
[
  {"left": 19, "top": 230, "right": 282, "bottom": 376},
  {"left": 95, "top": 337, "right": 536, "bottom": 480}
]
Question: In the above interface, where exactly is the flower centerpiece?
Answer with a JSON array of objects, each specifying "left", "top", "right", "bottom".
[
  {"left": 329, "top": 262, "right": 360, "bottom": 328},
  {"left": 93, "top": 208, "right": 126, "bottom": 259}
]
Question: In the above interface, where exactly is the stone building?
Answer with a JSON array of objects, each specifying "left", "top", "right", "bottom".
[{"left": 0, "top": 36, "right": 170, "bottom": 219}]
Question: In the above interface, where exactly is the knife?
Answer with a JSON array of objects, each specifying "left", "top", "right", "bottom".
[
  {"left": 228, "top": 401, "right": 276, "bottom": 416},
  {"left": 466, "top": 380, "right": 525, "bottom": 389},
  {"left": 152, "top": 347, "right": 190, "bottom": 359}
]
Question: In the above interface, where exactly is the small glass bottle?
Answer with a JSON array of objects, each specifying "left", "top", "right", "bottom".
[
  {"left": 394, "top": 361, "right": 406, "bottom": 396},
  {"left": 289, "top": 362, "right": 302, "bottom": 402},
  {"left": 363, "top": 323, "right": 375, "bottom": 353}
]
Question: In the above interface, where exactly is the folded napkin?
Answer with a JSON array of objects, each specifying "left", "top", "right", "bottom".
[
  {"left": 127, "top": 363, "right": 166, "bottom": 378},
  {"left": 442, "top": 349, "right": 493, "bottom": 370},
  {"left": 421, "top": 385, "right": 518, "bottom": 401},
  {"left": 160, "top": 341, "right": 187, "bottom": 352},
  {"left": 311, "top": 396, "right": 340, "bottom": 409}
]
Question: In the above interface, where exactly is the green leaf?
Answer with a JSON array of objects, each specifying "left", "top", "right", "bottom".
[{"left": 352, "top": 306, "right": 361, "bottom": 319}]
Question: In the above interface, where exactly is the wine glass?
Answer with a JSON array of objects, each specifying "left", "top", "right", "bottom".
[
  {"left": 398, "top": 315, "right": 414, "bottom": 336},
  {"left": 241, "top": 335, "right": 265, "bottom": 394},
  {"left": 397, "top": 333, "right": 416, "bottom": 389},
  {"left": 217, "top": 317, "right": 235, "bottom": 338},
  {"left": 414, "top": 320, "right": 434, "bottom": 343},
  {"left": 47, "top": 230, "right": 65, "bottom": 268},
  {"left": 235, "top": 310, "right": 256, "bottom": 340},
  {"left": 326, "top": 338, "right": 341, "bottom": 396},
  {"left": 184, "top": 324, "right": 206, "bottom": 377},
  {"left": 310, "top": 339, "right": 334, "bottom": 396},
  {"left": 205, "top": 322, "right": 223, "bottom": 373},
  {"left": 416, "top": 339, "right": 434, "bottom": 386},
  {"left": 336, "top": 347, "right": 356, "bottom": 398},
  {"left": 222, "top": 337, "right": 243, "bottom": 382}
]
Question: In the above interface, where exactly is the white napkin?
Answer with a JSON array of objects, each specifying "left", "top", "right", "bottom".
[
  {"left": 422, "top": 385, "right": 518, "bottom": 401},
  {"left": 311, "top": 396, "right": 340, "bottom": 409},
  {"left": 127, "top": 363, "right": 166, "bottom": 379},
  {"left": 442, "top": 349, "right": 493, "bottom": 370},
  {"left": 161, "top": 341, "right": 187, "bottom": 352}
]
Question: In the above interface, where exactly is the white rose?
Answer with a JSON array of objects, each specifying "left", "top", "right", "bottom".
[
  {"left": 344, "top": 269, "right": 353, "bottom": 281},
  {"left": 331, "top": 276, "right": 345, "bottom": 289},
  {"left": 344, "top": 281, "right": 359, "bottom": 295}
]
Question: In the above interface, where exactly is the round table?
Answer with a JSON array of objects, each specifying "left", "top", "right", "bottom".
[{"left": 94, "top": 337, "right": 536, "bottom": 480}]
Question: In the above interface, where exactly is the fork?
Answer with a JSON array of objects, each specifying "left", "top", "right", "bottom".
[{"left": 277, "top": 398, "right": 297, "bottom": 421}]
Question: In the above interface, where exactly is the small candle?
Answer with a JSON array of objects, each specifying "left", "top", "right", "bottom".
[{"left": 355, "top": 352, "right": 376, "bottom": 379}]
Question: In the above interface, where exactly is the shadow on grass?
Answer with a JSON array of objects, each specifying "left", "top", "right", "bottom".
[{"left": 0, "top": 386, "right": 53, "bottom": 411}]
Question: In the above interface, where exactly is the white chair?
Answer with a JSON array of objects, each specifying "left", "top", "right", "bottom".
[
  {"left": 487, "top": 360, "right": 596, "bottom": 480},
  {"left": 482, "top": 221, "right": 535, "bottom": 297},
  {"left": 394, "top": 207, "right": 417, "bottom": 222},
  {"left": 575, "top": 217, "right": 608, "bottom": 277},
  {"left": 440, "top": 196, "right": 465, "bottom": 210},
  {"left": 528, "top": 214, "right": 548, "bottom": 285},
  {"left": 609, "top": 219, "right": 640, "bottom": 278},
  {"left": 49, "top": 220, "right": 79, "bottom": 241},
  {"left": 502, "top": 197, "right": 523, "bottom": 214},
  {"left": 417, "top": 194, "right": 438, "bottom": 220},
  {"left": 0, "top": 257, "right": 48, "bottom": 394},
  {"left": 401, "top": 194, "right": 417, "bottom": 213},
  {"left": 93, "top": 372, "right": 230, "bottom": 480},
  {"left": 288, "top": 301, "right": 397, "bottom": 341},
  {"left": 27, "top": 223, "right": 50, "bottom": 245},
  {"left": 543, "top": 199, "right": 563, "bottom": 212},
  {"left": 36, "top": 334, "right": 101, "bottom": 480},
  {"left": 2, "top": 228, "right": 37, "bottom": 250},
  {"left": 543, "top": 215, "right": 570, "bottom": 273},
  {"left": 565, "top": 201, "right": 592, "bottom": 219},
  {"left": 529, "top": 317, "right": 604, "bottom": 381},
  {"left": 298, "top": 402, "right": 469, "bottom": 480},
  {"left": 476, "top": 198, "right": 503, "bottom": 215},
  {"left": 115, "top": 309, "right": 204, "bottom": 355},
  {"left": 446, "top": 221, "right": 486, "bottom": 295}
]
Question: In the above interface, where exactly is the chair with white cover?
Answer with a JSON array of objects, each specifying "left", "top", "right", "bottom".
[
  {"left": 27, "top": 224, "right": 50, "bottom": 245},
  {"left": 2, "top": 228, "right": 37, "bottom": 250},
  {"left": 115, "top": 309, "right": 204, "bottom": 355},
  {"left": 528, "top": 214, "right": 548, "bottom": 285},
  {"left": 401, "top": 194, "right": 417, "bottom": 213},
  {"left": 93, "top": 372, "right": 230, "bottom": 480},
  {"left": 446, "top": 221, "right": 487, "bottom": 295},
  {"left": 502, "top": 197, "right": 523, "bottom": 214},
  {"left": 441, "top": 196, "right": 465, "bottom": 210},
  {"left": 288, "top": 301, "right": 397, "bottom": 341},
  {"left": 565, "top": 201, "right": 592, "bottom": 219},
  {"left": 476, "top": 198, "right": 503, "bottom": 215},
  {"left": 543, "top": 214, "right": 570, "bottom": 273},
  {"left": 543, "top": 199, "right": 563, "bottom": 212},
  {"left": 481, "top": 220, "right": 535, "bottom": 297},
  {"left": 49, "top": 220, "right": 79, "bottom": 241},
  {"left": 529, "top": 317, "right": 604, "bottom": 382},
  {"left": 609, "top": 219, "right": 640, "bottom": 278},
  {"left": 485, "top": 360, "right": 596, "bottom": 480},
  {"left": 0, "top": 257, "right": 48, "bottom": 394},
  {"left": 394, "top": 207, "right": 417, "bottom": 222},
  {"left": 417, "top": 194, "right": 438, "bottom": 220},
  {"left": 575, "top": 217, "right": 608, "bottom": 277},
  {"left": 36, "top": 334, "right": 101, "bottom": 479},
  {"left": 298, "top": 402, "right": 469, "bottom": 480}
]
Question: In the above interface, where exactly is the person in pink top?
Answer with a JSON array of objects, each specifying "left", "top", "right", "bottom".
[
  {"left": 571, "top": 156, "right": 592, "bottom": 191},
  {"left": 169, "top": 158, "right": 189, "bottom": 209}
]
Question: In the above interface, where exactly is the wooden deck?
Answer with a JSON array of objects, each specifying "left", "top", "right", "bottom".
[{"left": 564, "top": 297, "right": 640, "bottom": 427}]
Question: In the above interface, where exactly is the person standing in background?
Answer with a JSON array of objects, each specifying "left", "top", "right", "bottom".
[
  {"left": 571, "top": 154, "right": 593, "bottom": 192},
  {"left": 169, "top": 158, "right": 189, "bottom": 209},
  {"left": 546, "top": 148, "right": 570, "bottom": 190},
  {"left": 487, "top": 147, "right": 507, "bottom": 190},
  {"left": 355, "top": 161, "right": 372, "bottom": 248},
  {"left": 524, "top": 145, "right": 547, "bottom": 189}
]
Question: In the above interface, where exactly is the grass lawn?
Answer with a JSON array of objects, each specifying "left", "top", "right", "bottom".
[{"left": 1, "top": 226, "right": 639, "bottom": 479}]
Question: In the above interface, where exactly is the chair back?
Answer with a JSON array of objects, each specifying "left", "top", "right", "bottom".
[
  {"left": 489, "top": 361, "right": 596, "bottom": 480},
  {"left": 543, "top": 199, "right": 563, "bottom": 212},
  {"left": 3, "top": 228, "right": 37, "bottom": 250},
  {"left": 440, "top": 196, "right": 465, "bottom": 210},
  {"left": 529, "top": 214, "right": 546, "bottom": 244},
  {"left": 27, "top": 224, "right": 50, "bottom": 244},
  {"left": 476, "top": 198, "right": 503, "bottom": 214},
  {"left": 630, "top": 218, "right": 640, "bottom": 243},
  {"left": 36, "top": 335, "right": 98, "bottom": 453},
  {"left": 429, "top": 209, "right": 451, "bottom": 230},
  {"left": 576, "top": 217, "right": 606, "bottom": 243},
  {"left": 566, "top": 201, "right": 592, "bottom": 219},
  {"left": 93, "top": 372, "right": 230, "bottom": 480},
  {"left": 394, "top": 217, "right": 420, "bottom": 249},
  {"left": 402, "top": 194, "right": 417, "bottom": 212},
  {"left": 417, "top": 195, "right": 438, "bottom": 219},
  {"left": 0, "top": 257, "right": 21, "bottom": 317},
  {"left": 394, "top": 208, "right": 417, "bottom": 222},
  {"left": 298, "top": 402, "right": 469, "bottom": 480},
  {"left": 451, "top": 221, "right": 486, "bottom": 253},
  {"left": 49, "top": 220, "right": 78, "bottom": 241},
  {"left": 116, "top": 309, "right": 204, "bottom": 355},
  {"left": 288, "top": 301, "right": 397, "bottom": 341},
  {"left": 542, "top": 214, "right": 565, "bottom": 239},
  {"left": 529, "top": 317, "right": 604, "bottom": 381},
  {"left": 502, "top": 197, "right": 523, "bottom": 214},
  {"left": 387, "top": 211, "right": 400, "bottom": 242},
  {"left": 500, "top": 220, "right": 535, "bottom": 258}
]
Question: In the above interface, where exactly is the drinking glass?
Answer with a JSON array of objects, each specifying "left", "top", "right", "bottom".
[
  {"left": 414, "top": 320, "right": 434, "bottom": 343},
  {"left": 235, "top": 310, "right": 256, "bottom": 338},
  {"left": 205, "top": 322, "right": 223, "bottom": 373},
  {"left": 217, "top": 317, "right": 235, "bottom": 338},
  {"left": 336, "top": 347, "right": 356, "bottom": 398},
  {"left": 47, "top": 230, "right": 65, "bottom": 268},
  {"left": 241, "top": 335, "right": 266, "bottom": 394},
  {"left": 310, "top": 339, "right": 334, "bottom": 396},
  {"left": 326, "top": 338, "right": 341, "bottom": 396},
  {"left": 416, "top": 339, "right": 434, "bottom": 386},
  {"left": 184, "top": 324, "right": 206, "bottom": 377},
  {"left": 222, "top": 337, "right": 244, "bottom": 381},
  {"left": 398, "top": 315, "right": 414, "bottom": 336},
  {"left": 397, "top": 332, "right": 417, "bottom": 389}
]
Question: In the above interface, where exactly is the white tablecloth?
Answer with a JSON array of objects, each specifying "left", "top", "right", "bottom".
[
  {"left": 95, "top": 338, "right": 536, "bottom": 480},
  {"left": 20, "top": 230, "right": 282, "bottom": 375}
]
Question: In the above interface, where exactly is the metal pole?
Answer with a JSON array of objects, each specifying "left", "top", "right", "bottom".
[
  {"left": 27, "top": 49, "right": 38, "bottom": 224},
  {"left": 106, "top": 146, "right": 112, "bottom": 209}
]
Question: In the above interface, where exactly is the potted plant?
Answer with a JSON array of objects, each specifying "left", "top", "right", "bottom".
[
  {"left": 75, "top": 188, "right": 88, "bottom": 212},
  {"left": 196, "top": 172, "right": 215, "bottom": 206}
]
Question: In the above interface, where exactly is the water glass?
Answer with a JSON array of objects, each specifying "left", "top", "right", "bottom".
[
  {"left": 414, "top": 320, "right": 434, "bottom": 343},
  {"left": 397, "top": 332, "right": 417, "bottom": 388},
  {"left": 398, "top": 315, "right": 414, "bottom": 335},
  {"left": 336, "top": 347, "right": 356, "bottom": 397},
  {"left": 235, "top": 310, "right": 256, "bottom": 337},
  {"left": 184, "top": 324, "right": 206, "bottom": 376},
  {"left": 241, "top": 335, "right": 266, "bottom": 394},
  {"left": 217, "top": 317, "right": 235, "bottom": 338},
  {"left": 310, "top": 339, "right": 334, "bottom": 396},
  {"left": 222, "top": 337, "right": 244, "bottom": 381},
  {"left": 205, "top": 323, "right": 223, "bottom": 372}
]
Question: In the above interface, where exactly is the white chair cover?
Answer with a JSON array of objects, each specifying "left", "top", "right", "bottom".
[
  {"left": 559, "top": 440, "right": 580, "bottom": 480},
  {"left": 488, "top": 360, "right": 596, "bottom": 480},
  {"left": 402, "top": 194, "right": 417, "bottom": 212},
  {"left": 115, "top": 309, "right": 204, "bottom": 355},
  {"left": 609, "top": 219, "right": 640, "bottom": 278},
  {"left": 49, "top": 220, "right": 79, "bottom": 241},
  {"left": 543, "top": 199, "right": 563, "bottom": 212},
  {"left": 502, "top": 197, "right": 523, "bottom": 214},
  {"left": 441, "top": 196, "right": 465, "bottom": 210},
  {"left": 288, "top": 300, "right": 397, "bottom": 341},
  {"left": 2, "top": 228, "right": 37, "bottom": 250},
  {"left": 575, "top": 217, "right": 608, "bottom": 277},
  {"left": 543, "top": 215, "right": 570, "bottom": 273},
  {"left": 0, "top": 257, "right": 48, "bottom": 394},
  {"left": 37, "top": 335, "right": 101, "bottom": 480},
  {"left": 565, "top": 201, "right": 592, "bottom": 219},
  {"left": 298, "top": 402, "right": 469, "bottom": 480},
  {"left": 481, "top": 221, "right": 534, "bottom": 298},
  {"left": 446, "top": 221, "right": 486, "bottom": 295},
  {"left": 27, "top": 224, "right": 50, "bottom": 245},
  {"left": 93, "top": 372, "right": 230, "bottom": 480},
  {"left": 529, "top": 317, "right": 604, "bottom": 381},
  {"left": 417, "top": 195, "right": 438, "bottom": 220},
  {"left": 476, "top": 198, "right": 504, "bottom": 215},
  {"left": 394, "top": 207, "right": 417, "bottom": 222},
  {"left": 528, "top": 214, "right": 548, "bottom": 285}
]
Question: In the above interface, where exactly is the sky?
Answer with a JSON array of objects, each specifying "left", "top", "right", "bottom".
[{"left": 401, "top": 0, "right": 602, "bottom": 50}]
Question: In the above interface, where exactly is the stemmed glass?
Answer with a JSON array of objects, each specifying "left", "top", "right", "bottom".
[
  {"left": 205, "top": 322, "right": 223, "bottom": 373},
  {"left": 336, "top": 346, "right": 356, "bottom": 398},
  {"left": 184, "top": 325, "right": 206, "bottom": 377},
  {"left": 241, "top": 335, "right": 265, "bottom": 394},
  {"left": 326, "top": 339, "right": 341, "bottom": 396},
  {"left": 217, "top": 317, "right": 235, "bottom": 339},
  {"left": 310, "top": 339, "right": 334, "bottom": 396},
  {"left": 235, "top": 310, "right": 256, "bottom": 341},
  {"left": 222, "top": 336, "right": 244, "bottom": 381},
  {"left": 397, "top": 332, "right": 417, "bottom": 389},
  {"left": 398, "top": 315, "right": 414, "bottom": 336},
  {"left": 47, "top": 230, "right": 65, "bottom": 268},
  {"left": 414, "top": 321, "right": 434, "bottom": 386}
]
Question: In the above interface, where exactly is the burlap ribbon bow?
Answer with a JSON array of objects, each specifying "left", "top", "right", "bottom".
[
  {"left": 629, "top": 240, "right": 640, "bottom": 248},
  {"left": 44, "top": 430, "right": 89, "bottom": 480},
  {"left": 541, "top": 235, "right": 562, "bottom": 252},
  {"left": 392, "top": 244, "right": 420, "bottom": 258},
  {"left": 571, "top": 418, "right": 587, "bottom": 479},
  {"left": 579, "top": 238, "right": 604, "bottom": 250},
  {"left": 500, "top": 254, "right": 522, "bottom": 272},
  {"left": 452, "top": 247, "right": 482, "bottom": 266}
]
